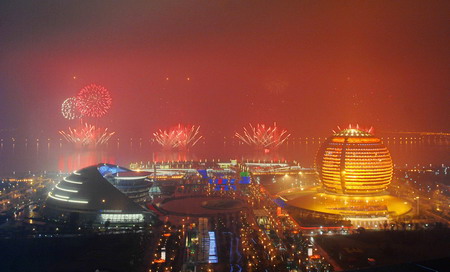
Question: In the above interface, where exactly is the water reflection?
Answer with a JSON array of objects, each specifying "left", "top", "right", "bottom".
[
  {"left": 0, "top": 137, "right": 447, "bottom": 174},
  {"left": 57, "top": 151, "right": 116, "bottom": 173},
  {"left": 152, "top": 150, "right": 197, "bottom": 162}
]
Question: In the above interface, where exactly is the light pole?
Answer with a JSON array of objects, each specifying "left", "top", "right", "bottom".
[{"left": 415, "top": 197, "right": 420, "bottom": 216}]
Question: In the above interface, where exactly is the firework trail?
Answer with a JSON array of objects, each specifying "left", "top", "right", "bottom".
[
  {"left": 59, "top": 123, "right": 115, "bottom": 146},
  {"left": 153, "top": 124, "right": 202, "bottom": 150},
  {"left": 235, "top": 123, "right": 290, "bottom": 149}
]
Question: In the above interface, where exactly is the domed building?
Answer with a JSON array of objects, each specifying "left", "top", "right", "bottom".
[
  {"left": 316, "top": 128, "right": 393, "bottom": 195},
  {"left": 42, "top": 164, "right": 157, "bottom": 226},
  {"left": 278, "top": 128, "right": 411, "bottom": 229}
]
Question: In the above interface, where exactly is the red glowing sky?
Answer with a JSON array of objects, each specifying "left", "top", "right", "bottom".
[{"left": 0, "top": 1, "right": 449, "bottom": 138}]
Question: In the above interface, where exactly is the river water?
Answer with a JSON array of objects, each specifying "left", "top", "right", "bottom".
[{"left": 0, "top": 137, "right": 448, "bottom": 175}]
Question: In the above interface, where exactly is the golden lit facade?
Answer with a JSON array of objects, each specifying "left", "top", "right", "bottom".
[{"left": 316, "top": 129, "right": 393, "bottom": 195}]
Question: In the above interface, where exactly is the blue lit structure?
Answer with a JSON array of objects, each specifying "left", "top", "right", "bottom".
[
  {"left": 274, "top": 197, "right": 287, "bottom": 208},
  {"left": 239, "top": 176, "right": 251, "bottom": 184},
  {"left": 98, "top": 164, "right": 129, "bottom": 176},
  {"left": 101, "top": 164, "right": 153, "bottom": 204},
  {"left": 197, "top": 169, "right": 208, "bottom": 179},
  {"left": 208, "top": 231, "right": 218, "bottom": 263},
  {"left": 209, "top": 177, "right": 249, "bottom": 185}
]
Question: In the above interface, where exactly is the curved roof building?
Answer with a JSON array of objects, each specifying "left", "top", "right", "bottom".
[
  {"left": 43, "top": 164, "right": 156, "bottom": 225},
  {"left": 316, "top": 128, "right": 393, "bottom": 195}
]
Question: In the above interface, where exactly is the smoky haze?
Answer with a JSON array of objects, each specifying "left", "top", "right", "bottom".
[{"left": 0, "top": 0, "right": 449, "bottom": 141}]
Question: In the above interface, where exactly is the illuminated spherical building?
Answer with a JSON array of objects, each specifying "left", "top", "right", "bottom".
[
  {"left": 316, "top": 128, "right": 393, "bottom": 195},
  {"left": 277, "top": 128, "right": 411, "bottom": 228}
]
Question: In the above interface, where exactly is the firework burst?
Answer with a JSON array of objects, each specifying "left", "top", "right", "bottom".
[
  {"left": 153, "top": 129, "right": 182, "bottom": 149},
  {"left": 153, "top": 124, "right": 202, "bottom": 150},
  {"left": 235, "top": 123, "right": 290, "bottom": 149},
  {"left": 176, "top": 124, "right": 202, "bottom": 149},
  {"left": 61, "top": 97, "right": 82, "bottom": 120},
  {"left": 59, "top": 123, "right": 115, "bottom": 146},
  {"left": 332, "top": 124, "right": 374, "bottom": 135},
  {"left": 76, "top": 84, "right": 112, "bottom": 118}
]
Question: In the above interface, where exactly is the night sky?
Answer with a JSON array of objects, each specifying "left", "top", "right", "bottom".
[{"left": 1, "top": 1, "right": 449, "bottom": 139}]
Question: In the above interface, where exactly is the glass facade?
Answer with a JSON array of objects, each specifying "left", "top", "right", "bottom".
[
  {"left": 317, "top": 129, "right": 393, "bottom": 195},
  {"left": 100, "top": 213, "right": 144, "bottom": 223}
]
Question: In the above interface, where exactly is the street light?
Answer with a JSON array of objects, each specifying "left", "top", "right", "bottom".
[{"left": 415, "top": 197, "right": 420, "bottom": 215}]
